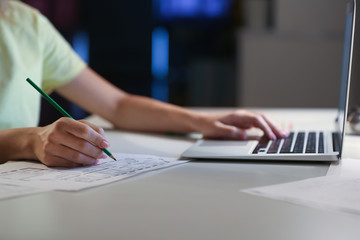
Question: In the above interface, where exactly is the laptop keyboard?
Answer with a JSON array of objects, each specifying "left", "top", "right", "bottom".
[{"left": 252, "top": 131, "right": 327, "bottom": 154}]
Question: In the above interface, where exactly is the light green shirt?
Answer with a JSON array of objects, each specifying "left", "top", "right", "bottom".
[{"left": 0, "top": 1, "right": 86, "bottom": 129}]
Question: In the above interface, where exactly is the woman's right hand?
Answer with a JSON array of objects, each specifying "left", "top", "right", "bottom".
[{"left": 33, "top": 117, "right": 109, "bottom": 168}]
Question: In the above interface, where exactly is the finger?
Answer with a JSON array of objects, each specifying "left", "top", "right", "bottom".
[
  {"left": 251, "top": 114, "right": 277, "bottom": 140},
  {"left": 262, "top": 115, "right": 289, "bottom": 138},
  {"left": 44, "top": 142, "right": 99, "bottom": 166},
  {"left": 61, "top": 132, "right": 107, "bottom": 159},
  {"left": 42, "top": 155, "right": 83, "bottom": 168},
  {"left": 57, "top": 118, "right": 109, "bottom": 149},
  {"left": 228, "top": 127, "right": 247, "bottom": 140},
  {"left": 57, "top": 146, "right": 99, "bottom": 165},
  {"left": 46, "top": 124, "right": 106, "bottom": 159},
  {"left": 207, "top": 122, "right": 248, "bottom": 140},
  {"left": 78, "top": 120, "right": 105, "bottom": 136}
]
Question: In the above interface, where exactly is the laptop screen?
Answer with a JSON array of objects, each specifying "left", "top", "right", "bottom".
[{"left": 337, "top": 0, "right": 356, "bottom": 157}]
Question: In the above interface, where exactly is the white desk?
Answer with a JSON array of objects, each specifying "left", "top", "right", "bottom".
[{"left": 1, "top": 108, "right": 360, "bottom": 240}]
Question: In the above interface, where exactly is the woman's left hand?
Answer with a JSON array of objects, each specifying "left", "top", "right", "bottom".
[{"left": 199, "top": 110, "right": 289, "bottom": 140}]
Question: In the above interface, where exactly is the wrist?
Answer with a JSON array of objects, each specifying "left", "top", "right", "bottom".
[
  {"left": 0, "top": 127, "right": 40, "bottom": 161},
  {"left": 24, "top": 127, "right": 41, "bottom": 160},
  {"left": 185, "top": 110, "right": 213, "bottom": 134}
]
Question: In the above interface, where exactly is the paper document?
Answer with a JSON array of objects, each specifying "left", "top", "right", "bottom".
[
  {"left": 0, "top": 153, "right": 186, "bottom": 192},
  {"left": 242, "top": 158, "right": 360, "bottom": 215}
]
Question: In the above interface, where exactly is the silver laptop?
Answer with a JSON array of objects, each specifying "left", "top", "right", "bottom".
[{"left": 182, "top": 0, "right": 357, "bottom": 162}]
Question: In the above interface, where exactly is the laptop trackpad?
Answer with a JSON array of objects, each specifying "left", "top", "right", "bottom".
[{"left": 184, "top": 139, "right": 256, "bottom": 157}]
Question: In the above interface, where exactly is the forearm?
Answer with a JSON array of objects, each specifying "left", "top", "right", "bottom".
[
  {"left": 56, "top": 68, "right": 210, "bottom": 134},
  {"left": 56, "top": 68, "right": 286, "bottom": 140},
  {"left": 110, "top": 94, "right": 209, "bottom": 134},
  {"left": 0, "top": 128, "right": 38, "bottom": 163}
]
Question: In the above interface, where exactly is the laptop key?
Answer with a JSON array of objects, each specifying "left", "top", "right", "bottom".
[
  {"left": 332, "top": 132, "right": 340, "bottom": 152},
  {"left": 292, "top": 132, "right": 305, "bottom": 153},
  {"left": 305, "top": 132, "right": 316, "bottom": 153},
  {"left": 280, "top": 132, "right": 294, "bottom": 153},
  {"left": 252, "top": 137, "right": 270, "bottom": 154},
  {"left": 267, "top": 139, "right": 282, "bottom": 154},
  {"left": 318, "top": 132, "right": 324, "bottom": 153}
]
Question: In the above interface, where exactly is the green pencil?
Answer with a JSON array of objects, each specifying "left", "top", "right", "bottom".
[{"left": 26, "top": 78, "right": 116, "bottom": 161}]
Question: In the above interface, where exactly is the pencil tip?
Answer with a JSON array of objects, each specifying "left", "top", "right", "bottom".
[{"left": 110, "top": 155, "right": 117, "bottom": 161}]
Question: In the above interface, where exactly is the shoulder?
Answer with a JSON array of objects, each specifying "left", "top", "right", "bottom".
[
  {"left": 4, "top": 1, "right": 49, "bottom": 34},
  {"left": 6, "top": 1, "right": 41, "bottom": 20},
  {"left": 2, "top": 1, "right": 62, "bottom": 52}
]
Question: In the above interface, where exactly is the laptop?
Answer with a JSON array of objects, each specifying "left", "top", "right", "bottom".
[{"left": 182, "top": 0, "right": 357, "bottom": 162}]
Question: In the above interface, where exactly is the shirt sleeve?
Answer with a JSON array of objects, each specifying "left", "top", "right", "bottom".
[{"left": 38, "top": 14, "right": 86, "bottom": 93}]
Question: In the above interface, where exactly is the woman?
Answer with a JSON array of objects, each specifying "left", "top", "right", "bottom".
[{"left": 0, "top": 0, "right": 288, "bottom": 167}]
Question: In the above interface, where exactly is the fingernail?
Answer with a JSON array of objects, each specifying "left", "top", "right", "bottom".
[
  {"left": 100, "top": 140, "right": 110, "bottom": 148},
  {"left": 100, "top": 153, "right": 107, "bottom": 159},
  {"left": 282, "top": 130, "right": 290, "bottom": 137},
  {"left": 94, "top": 159, "right": 99, "bottom": 165}
]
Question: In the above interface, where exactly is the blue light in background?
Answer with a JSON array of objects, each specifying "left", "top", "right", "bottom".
[
  {"left": 151, "top": 27, "right": 169, "bottom": 102},
  {"left": 204, "top": 0, "right": 228, "bottom": 17},
  {"left": 154, "top": 0, "right": 233, "bottom": 19},
  {"left": 72, "top": 30, "right": 90, "bottom": 64},
  {"left": 152, "top": 27, "right": 169, "bottom": 79},
  {"left": 71, "top": 30, "right": 90, "bottom": 118},
  {"left": 159, "top": 0, "right": 200, "bottom": 18}
]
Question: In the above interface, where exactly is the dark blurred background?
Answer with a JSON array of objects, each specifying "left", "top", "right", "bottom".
[{"left": 21, "top": 0, "right": 357, "bottom": 126}]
